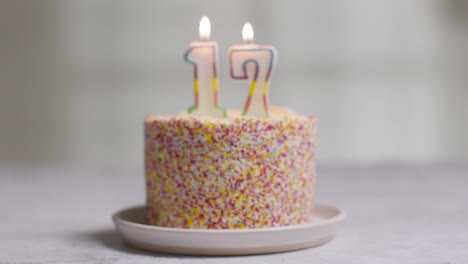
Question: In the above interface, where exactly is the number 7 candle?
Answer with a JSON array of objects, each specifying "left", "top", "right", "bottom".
[
  {"left": 184, "top": 16, "right": 226, "bottom": 118},
  {"left": 228, "top": 23, "right": 278, "bottom": 119}
]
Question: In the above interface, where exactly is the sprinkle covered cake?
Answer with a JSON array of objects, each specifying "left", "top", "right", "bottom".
[{"left": 145, "top": 106, "right": 317, "bottom": 229}]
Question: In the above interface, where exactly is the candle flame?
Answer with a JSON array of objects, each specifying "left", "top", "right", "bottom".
[
  {"left": 199, "top": 16, "right": 211, "bottom": 41},
  {"left": 242, "top": 22, "right": 254, "bottom": 43}
]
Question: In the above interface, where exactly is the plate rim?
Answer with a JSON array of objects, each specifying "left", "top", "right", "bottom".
[{"left": 113, "top": 202, "right": 346, "bottom": 234}]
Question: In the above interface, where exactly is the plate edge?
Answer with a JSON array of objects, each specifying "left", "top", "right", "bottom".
[
  {"left": 113, "top": 202, "right": 346, "bottom": 233},
  {"left": 124, "top": 235, "right": 335, "bottom": 256}
]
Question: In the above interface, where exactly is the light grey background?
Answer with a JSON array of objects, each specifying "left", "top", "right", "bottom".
[{"left": 1, "top": 0, "right": 467, "bottom": 166}]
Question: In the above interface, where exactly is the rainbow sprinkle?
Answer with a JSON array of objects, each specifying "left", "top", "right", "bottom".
[{"left": 145, "top": 108, "right": 317, "bottom": 229}]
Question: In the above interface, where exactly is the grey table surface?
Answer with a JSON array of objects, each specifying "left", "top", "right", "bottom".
[{"left": 0, "top": 164, "right": 467, "bottom": 264}]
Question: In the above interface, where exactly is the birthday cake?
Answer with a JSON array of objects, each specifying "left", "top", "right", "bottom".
[{"left": 145, "top": 106, "right": 317, "bottom": 229}]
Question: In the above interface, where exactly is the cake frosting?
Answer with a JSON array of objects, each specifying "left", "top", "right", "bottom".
[{"left": 145, "top": 106, "right": 317, "bottom": 229}]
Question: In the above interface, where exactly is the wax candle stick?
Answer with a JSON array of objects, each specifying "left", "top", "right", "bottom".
[
  {"left": 228, "top": 23, "right": 277, "bottom": 119},
  {"left": 184, "top": 16, "right": 226, "bottom": 118}
]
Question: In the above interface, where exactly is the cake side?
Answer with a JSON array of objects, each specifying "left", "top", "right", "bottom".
[{"left": 145, "top": 106, "right": 317, "bottom": 229}]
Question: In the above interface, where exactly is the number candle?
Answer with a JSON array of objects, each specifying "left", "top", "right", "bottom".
[
  {"left": 228, "top": 23, "right": 277, "bottom": 119},
  {"left": 184, "top": 16, "right": 226, "bottom": 118}
]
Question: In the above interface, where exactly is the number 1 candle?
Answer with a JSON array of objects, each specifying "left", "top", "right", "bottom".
[
  {"left": 184, "top": 16, "right": 226, "bottom": 118},
  {"left": 228, "top": 23, "right": 278, "bottom": 119}
]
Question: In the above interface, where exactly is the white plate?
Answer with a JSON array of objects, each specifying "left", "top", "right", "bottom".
[{"left": 113, "top": 203, "right": 345, "bottom": 256}]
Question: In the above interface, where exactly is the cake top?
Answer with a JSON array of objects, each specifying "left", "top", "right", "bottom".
[{"left": 145, "top": 106, "right": 313, "bottom": 124}]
